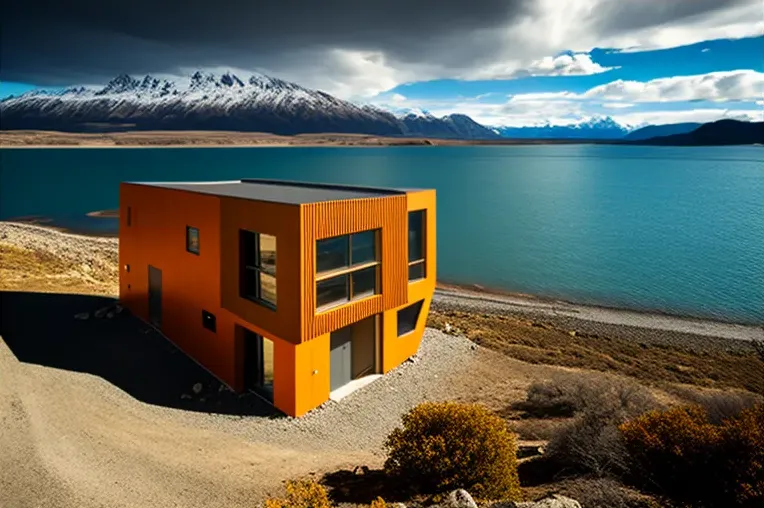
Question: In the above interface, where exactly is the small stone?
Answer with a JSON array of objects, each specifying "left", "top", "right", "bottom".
[
  {"left": 94, "top": 307, "right": 109, "bottom": 318},
  {"left": 568, "top": 330, "right": 577, "bottom": 337},
  {"left": 180, "top": 394, "right": 192, "bottom": 400},
  {"left": 218, "top": 384, "right": 227, "bottom": 393},
  {"left": 74, "top": 312, "right": 90, "bottom": 320},
  {"left": 192, "top": 383, "right": 203, "bottom": 395},
  {"left": 447, "top": 489, "right": 478, "bottom": 508},
  {"left": 444, "top": 322, "right": 453, "bottom": 334},
  {"left": 114, "top": 304, "right": 124, "bottom": 314},
  {"left": 106, "top": 311, "right": 115, "bottom": 319},
  {"left": 470, "top": 344, "right": 477, "bottom": 351}
]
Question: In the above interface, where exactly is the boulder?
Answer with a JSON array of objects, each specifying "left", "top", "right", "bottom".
[{"left": 445, "top": 489, "right": 478, "bottom": 508}]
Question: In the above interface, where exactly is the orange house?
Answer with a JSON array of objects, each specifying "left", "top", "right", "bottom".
[{"left": 118, "top": 179, "right": 436, "bottom": 417}]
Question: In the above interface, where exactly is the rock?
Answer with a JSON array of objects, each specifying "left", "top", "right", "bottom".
[
  {"left": 74, "top": 312, "right": 90, "bottom": 320},
  {"left": 446, "top": 489, "right": 478, "bottom": 508},
  {"left": 114, "top": 304, "right": 124, "bottom": 314},
  {"left": 192, "top": 383, "right": 203, "bottom": 395},
  {"left": 406, "top": 355, "right": 420, "bottom": 364},
  {"left": 492, "top": 495, "right": 582, "bottom": 508},
  {"left": 180, "top": 394, "right": 192, "bottom": 400},
  {"left": 94, "top": 306, "right": 110, "bottom": 318},
  {"left": 444, "top": 323, "right": 454, "bottom": 334},
  {"left": 106, "top": 311, "right": 115, "bottom": 319},
  {"left": 568, "top": 330, "right": 577, "bottom": 337},
  {"left": 470, "top": 344, "right": 478, "bottom": 351},
  {"left": 218, "top": 384, "right": 227, "bottom": 393}
]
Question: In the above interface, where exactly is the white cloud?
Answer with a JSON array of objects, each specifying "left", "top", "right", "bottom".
[
  {"left": 602, "top": 102, "right": 635, "bottom": 109},
  {"left": 584, "top": 70, "right": 764, "bottom": 102},
  {"left": 701, "top": 48, "right": 711, "bottom": 53},
  {"left": 390, "top": 93, "right": 407, "bottom": 104},
  {"left": 475, "top": 52, "right": 616, "bottom": 80}
]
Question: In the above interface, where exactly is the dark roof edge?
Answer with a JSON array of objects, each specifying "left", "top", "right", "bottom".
[{"left": 240, "top": 178, "right": 409, "bottom": 195}]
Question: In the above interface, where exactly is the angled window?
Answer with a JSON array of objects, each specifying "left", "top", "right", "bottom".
[
  {"left": 240, "top": 230, "right": 277, "bottom": 308},
  {"left": 316, "top": 230, "right": 380, "bottom": 311},
  {"left": 186, "top": 226, "right": 200, "bottom": 255},
  {"left": 408, "top": 210, "right": 426, "bottom": 281},
  {"left": 202, "top": 310, "right": 216, "bottom": 332},
  {"left": 397, "top": 300, "right": 424, "bottom": 336}
]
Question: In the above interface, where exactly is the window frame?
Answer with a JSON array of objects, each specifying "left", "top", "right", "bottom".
[
  {"left": 240, "top": 229, "right": 277, "bottom": 310},
  {"left": 315, "top": 230, "right": 381, "bottom": 312},
  {"left": 397, "top": 299, "right": 424, "bottom": 337},
  {"left": 186, "top": 226, "right": 200, "bottom": 255},
  {"left": 408, "top": 210, "right": 426, "bottom": 282}
]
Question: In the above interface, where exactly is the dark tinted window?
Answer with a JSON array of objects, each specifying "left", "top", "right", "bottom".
[
  {"left": 186, "top": 226, "right": 200, "bottom": 254},
  {"left": 202, "top": 310, "right": 216, "bottom": 332},
  {"left": 397, "top": 300, "right": 424, "bottom": 336},
  {"left": 317, "top": 236, "right": 349, "bottom": 273},
  {"left": 408, "top": 262, "right": 425, "bottom": 281},
  {"left": 408, "top": 211, "right": 424, "bottom": 261},
  {"left": 351, "top": 230, "right": 376, "bottom": 265},
  {"left": 352, "top": 265, "right": 377, "bottom": 299},
  {"left": 317, "top": 274, "right": 348, "bottom": 309}
]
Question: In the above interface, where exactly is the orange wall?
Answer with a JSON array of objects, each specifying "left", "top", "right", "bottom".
[
  {"left": 119, "top": 183, "right": 239, "bottom": 384},
  {"left": 220, "top": 196, "right": 303, "bottom": 344},
  {"left": 301, "top": 195, "right": 408, "bottom": 341}
]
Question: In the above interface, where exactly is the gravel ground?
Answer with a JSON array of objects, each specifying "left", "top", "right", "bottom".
[{"left": 432, "top": 289, "right": 764, "bottom": 354}]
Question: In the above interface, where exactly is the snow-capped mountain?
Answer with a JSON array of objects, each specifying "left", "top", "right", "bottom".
[
  {"left": 0, "top": 71, "right": 502, "bottom": 139},
  {"left": 492, "top": 117, "right": 635, "bottom": 139},
  {"left": 0, "top": 71, "right": 409, "bottom": 136},
  {"left": 398, "top": 111, "right": 501, "bottom": 139}
]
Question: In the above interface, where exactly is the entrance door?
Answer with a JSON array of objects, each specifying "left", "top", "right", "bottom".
[
  {"left": 148, "top": 265, "right": 162, "bottom": 328},
  {"left": 242, "top": 328, "right": 274, "bottom": 401},
  {"left": 330, "top": 326, "right": 352, "bottom": 391}
]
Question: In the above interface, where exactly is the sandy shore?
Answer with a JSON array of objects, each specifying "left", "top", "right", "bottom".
[{"left": 0, "top": 130, "right": 613, "bottom": 148}]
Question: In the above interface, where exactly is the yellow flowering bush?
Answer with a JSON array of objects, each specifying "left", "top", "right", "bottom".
[
  {"left": 264, "top": 479, "right": 332, "bottom": 508},
  {"left": 383, "top": 402, "right": 521, "bottom": 501},
  {"left": 620, "top": 403, "right": 764, "bottom": 508}
]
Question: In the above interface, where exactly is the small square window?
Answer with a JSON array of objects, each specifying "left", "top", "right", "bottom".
[
  {"left": 202, "top": 310, "right": 216, "bottom": 332},
  {"left": 186, "top": 226, "right": 200, "bottom": 255}
]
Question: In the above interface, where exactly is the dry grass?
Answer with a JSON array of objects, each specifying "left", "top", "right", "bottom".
[
  {"left": 0, "top": 243, "right": 117, "bottom": 296},
  {"left": 428, "top": 310, "right": 764, "bottom": 395}
]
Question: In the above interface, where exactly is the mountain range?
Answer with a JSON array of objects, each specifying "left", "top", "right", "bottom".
[
  {"left": 0, "top": 72, "right": 499, "bottom": 139},
  {"left": 0, "top": 71, "right": 761, "bottom": 145}
]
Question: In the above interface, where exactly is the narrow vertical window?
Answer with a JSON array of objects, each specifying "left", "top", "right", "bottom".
[
  {"left": 408, "top": 210, "right": 426, "bottom": 281},
  {"left": 186, "top": 226, "right": 200, "bottom": 255},
  {"left": 240, "top": 229, "right": 277, "bottom": 308}
]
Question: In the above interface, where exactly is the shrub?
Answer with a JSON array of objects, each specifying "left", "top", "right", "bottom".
[
  {"left": 264, "top": 479, "right": 332, "bottom": 508},
  {"left": 619, "top": 404, "right": 764, "bottom": 508},
  {"left": 521, "top": 373, "right": 657, "bottom": 419},
  {"left": 560, "top": 478, "right": 662, "bottom": 508},
  {"left": 537, "top": 373, "right": 660, "bottom": 476},
  {"left": 384, "top": 401, "right": 521, "bottom": 501},
  {"left": 369, "top": 497, "right": 389, "bottom": 508},
  {"left": 669, "top": 387, "right": 762, "bottom": 424}
]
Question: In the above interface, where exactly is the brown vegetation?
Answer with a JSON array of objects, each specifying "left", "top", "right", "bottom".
[
  {"left": 427, "top": 309, "right": 764, "bottom": 395},
  {"left": 384, "top": 402, "right": 522, "bottom": 501}
]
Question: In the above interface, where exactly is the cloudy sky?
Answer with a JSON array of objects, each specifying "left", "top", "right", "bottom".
[{"left": 1, "top": 0, "right": 762, "bottom": 126}]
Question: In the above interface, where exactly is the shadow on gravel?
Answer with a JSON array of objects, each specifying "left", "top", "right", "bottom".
[{"left": 0, "top": 291, "right": 281, "bottom": 417}]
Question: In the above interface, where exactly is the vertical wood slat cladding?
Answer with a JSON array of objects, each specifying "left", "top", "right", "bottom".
[{"left": 301, "top": 195, "right": 407, "bottom": 341}]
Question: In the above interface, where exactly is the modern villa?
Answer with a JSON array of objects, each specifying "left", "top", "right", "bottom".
[{"left": 118, "top": 179, "right": 436, "bottom": 417}]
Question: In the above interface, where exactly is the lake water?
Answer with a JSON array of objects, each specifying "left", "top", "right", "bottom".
[{"left": 1, "top": 144, "right": 762, "bottom": 324}]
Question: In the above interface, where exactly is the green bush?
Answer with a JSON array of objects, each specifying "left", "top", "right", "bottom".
[
  {"left": 620, "top": 404, "right": 764, "bottom": 508},
  {"left": 384, "top": 401, "right": 521, "bottom": 501}
]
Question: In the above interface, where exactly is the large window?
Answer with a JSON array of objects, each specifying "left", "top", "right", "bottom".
[
  {"left": 240, "top": 229, "right": 277, "bottom": 308},
  {"left": 186, "top": 226, "right": 200, "bottom": 255},
  {"left": 397, "top": 300, "right": 424, "bottom": 336},
  {"left": 408, "top": 210, "right": 426, "bottom": 281},
  {"left": 316, "top": 230, "right": 380, "bottom": 311}
]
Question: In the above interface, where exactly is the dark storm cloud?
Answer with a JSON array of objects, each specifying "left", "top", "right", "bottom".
[{"left": 1, "top": 0, "right": 533, "bottom": 85}]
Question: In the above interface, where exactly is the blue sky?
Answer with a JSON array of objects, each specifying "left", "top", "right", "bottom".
[
  {"left": 2, "top": 1, "right": 763, "bottom": 128},
  {"left": 370, "top": 36, "right": 764, "bottom": 127}
]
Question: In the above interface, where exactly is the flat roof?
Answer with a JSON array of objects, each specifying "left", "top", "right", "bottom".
[{"left": 132, "top": 178, "right": 414, "bottom": 204}]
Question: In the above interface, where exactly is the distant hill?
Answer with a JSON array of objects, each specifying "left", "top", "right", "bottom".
[
  {"left": 634, "top": 119, "right": 764, "bottom": 146},
  {"left": 492, "top": 117, "right": 631, "bottom": 139},
  {"left": 624, "top": 122, "right": 702, "bottom": 141},
  {"left": 397, "top": 110, "right": 501, "bottom": 139}
]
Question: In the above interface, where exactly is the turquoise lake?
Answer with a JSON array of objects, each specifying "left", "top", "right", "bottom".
[{"left": 1, "top": 144, "right": 762, "bottom": 324}]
